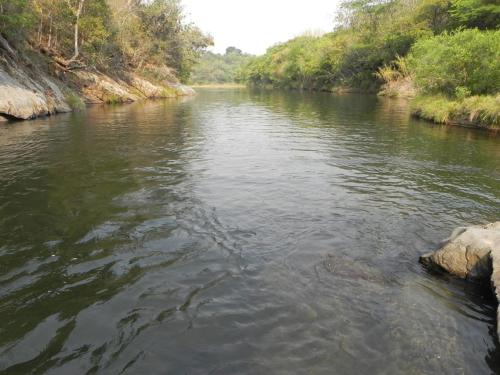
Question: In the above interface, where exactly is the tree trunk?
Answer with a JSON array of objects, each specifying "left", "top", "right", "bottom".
[
  {"left": 38, "top": 18, "right": 43, "bottom": 45},
  {"left": 48, "top": 15, "right": 52, "bottom": 48},
  {"left": 71, "top": 0, "right": 85, "bottom": 61}
]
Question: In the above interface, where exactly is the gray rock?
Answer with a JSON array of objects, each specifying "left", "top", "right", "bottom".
[
  {"left": 0, "top": 36, "right": 70, "bottom": 119},
  {"left": 0, "top": 64, "right": 70, "bottom": 119},
  {"left": 420, "top": 222, "right": 500, "bottom": 336}
]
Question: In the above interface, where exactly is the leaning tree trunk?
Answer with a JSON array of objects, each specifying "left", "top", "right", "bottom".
[{"left": 71, "top": 0, "right": 85, "bottom": 61}]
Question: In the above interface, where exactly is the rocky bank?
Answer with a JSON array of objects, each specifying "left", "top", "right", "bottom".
[
  {"left": 420, "top": 222, "right": 500, "bottom": 337},
  {"left": 0, "top": 36, "right": 194, "bottom": 121}
]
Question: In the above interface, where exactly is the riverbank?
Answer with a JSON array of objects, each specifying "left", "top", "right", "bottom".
[
  {"left": 0, "top": 36, "right": 195, "bottom": 121},
  {"left": 410, "top": 95, "right": 500, "bottom": 131},
  {"left": 190, "top": 83, "right": 246, "bottom": 89},
  {"left": 376, "top": 79, "right": 499, "bottom": 131}
]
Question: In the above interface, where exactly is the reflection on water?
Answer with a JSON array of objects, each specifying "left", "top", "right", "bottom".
[{"left": 0, "top": 89, "right": 499, "bottom": 374}]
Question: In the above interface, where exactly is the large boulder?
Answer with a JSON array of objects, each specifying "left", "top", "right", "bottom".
[
  {"left": 0, "top": 35, "right": 70, "bottom": 120},
  {"left": 0, "top": 62, "right": 70, "bottom": 120},
  {"left": 420, "top": 222, "right": 500, "bottom": 280},
  {"left": 420, "top": 222, "right": 500, "bottom": 336}
]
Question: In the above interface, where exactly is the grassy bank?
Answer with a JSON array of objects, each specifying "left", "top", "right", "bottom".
[{"left": 411, "top": 95, "right": 500, "bottom": 130}]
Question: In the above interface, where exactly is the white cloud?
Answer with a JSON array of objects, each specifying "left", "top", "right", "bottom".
[{"left": 182, "top": 0, "right": 341, "bottom": 55}]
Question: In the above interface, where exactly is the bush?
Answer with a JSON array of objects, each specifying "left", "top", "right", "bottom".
[
  {"left": 65, "top": 91, "right": 86, "bottom": 111},
  {"left": 407, "top": 29, "right": 500, "bottom": 97}
]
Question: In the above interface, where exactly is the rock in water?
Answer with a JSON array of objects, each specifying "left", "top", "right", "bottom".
[
  {"left": 420, "top": 222, "right": 500, "bottom": 279},
  {"left": 420, "top": 222, "right": 500, "bottom": 336}
]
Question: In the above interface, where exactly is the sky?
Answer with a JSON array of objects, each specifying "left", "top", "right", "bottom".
[{"left": 182, "top": 0, "right": 342, "bottom": 56}]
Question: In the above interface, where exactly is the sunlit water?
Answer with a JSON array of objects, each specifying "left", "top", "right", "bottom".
[{"left": 0, "top": 89, "right": 499, "bottom": 374}]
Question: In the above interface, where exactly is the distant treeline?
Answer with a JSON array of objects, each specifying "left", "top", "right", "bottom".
[
  {"left": 0, "top": 0, "right": 213, "bottom": 82},
  {"left": 189, "top": 47, "right": 253, "bottom": 84}
]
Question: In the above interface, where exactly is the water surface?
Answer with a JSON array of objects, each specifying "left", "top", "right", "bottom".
[{"left": 0, "top": 89, "right": 499, "bottom": 374}]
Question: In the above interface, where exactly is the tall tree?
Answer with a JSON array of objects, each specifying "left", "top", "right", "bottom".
[{"left": 66, "top": 0, "right": 85, "bottom": 60}]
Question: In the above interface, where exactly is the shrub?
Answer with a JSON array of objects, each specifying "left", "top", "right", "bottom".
[
  {"left": 375, "top": 56, "right": 410, "bottom": 83},
  {"left": 407, "top": 29, "right": 500, "bottom": 97},
  {"left": 65, "top": 91, "right": 86, "bottom": 111}
]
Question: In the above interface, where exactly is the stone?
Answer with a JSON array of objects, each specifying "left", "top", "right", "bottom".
[
  {"left": 0, "top": 63, "right": 70, "bottom": 120},
  {"left": 420, "top": 222, "right": 500, "bottom": 336},
  {"left": 0, "top": 35, "right": 70, "bottom": 120},
  {"left": 420, "top": 222, "right": 500, "bottom": 280}
]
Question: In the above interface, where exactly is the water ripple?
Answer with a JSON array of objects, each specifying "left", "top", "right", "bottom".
[{"left": 0, "top": 90, "right": 499, "bottom": 374}]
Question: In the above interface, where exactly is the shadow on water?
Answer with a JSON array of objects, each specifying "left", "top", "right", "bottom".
[{"left": 422, "top": 264, "right": 500, "bottom": 373}]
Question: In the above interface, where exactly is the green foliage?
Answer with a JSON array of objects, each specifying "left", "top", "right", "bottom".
[
  {"left": 0, "top": 0, "right": 34, "bottom": 41},
  {"left": 65, "top": 91, "right": 86, "bottom": 111},
  {"left": 241, "top": 34, "right": 350, "bottom": 90},
  {"left": 413, "top": 0, "right": 452, "bottom": 34},
  {"left": 189, "top": 47, "right": 254, "bottom": 84},
  {"left": 240, "top": 0, "right": 435, "bottom": 91},
  {"left": 0, "top": 0, "right": 212, "bottom": 83},
  {"left": 240, "top": 0, "right": 499, "bottom": 108},
  {"left": 411, "top": 95, "right": 461, "bottom": 123},
  {"left": 78, "top": 0, "right": 113, "bottom": 65},
  {"left": 407, "top": 29, "right": 500, "bottom": 96},
  {"left": 136, "top": 0, "right": 212, "bottom": 81},
  {"left": 450, "top": 0, "right": 500, "bottom": 29}
]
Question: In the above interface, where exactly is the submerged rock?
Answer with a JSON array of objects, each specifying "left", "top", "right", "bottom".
[{"left": 420, "top": 222, "right": 500, "bottom": 335}]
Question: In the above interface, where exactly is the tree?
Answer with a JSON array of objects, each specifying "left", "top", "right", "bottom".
[
  {"left": 226, "top": 46, "right": 242, "bottom": 55},
  {"left": 66, "top": 0, "right": 85, "bottom": 60},
  {"left": 0, "top": 0, "right": 34, "bottom": 41},
  {"left": 450, "top": 0, "right": 500, "bottom": 29}
]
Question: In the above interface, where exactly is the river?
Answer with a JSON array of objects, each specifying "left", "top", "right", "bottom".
[{"left": 0, "top": 89, "right": 499, "bottom": 374}]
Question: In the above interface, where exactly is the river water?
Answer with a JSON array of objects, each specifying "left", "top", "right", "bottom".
[{"left": 0, "top": 89, "right": 499, "bottom": 374}]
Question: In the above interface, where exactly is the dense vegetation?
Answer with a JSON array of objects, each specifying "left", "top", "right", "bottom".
[
  {"left": 407, "top": 29, "right": 499, "bottom": 97},
  {"left": 239, "top": 0, "right": 499, "bottom": 127},
  {"left": 240, "top": 0, "right": 499, "bottom": 91},
  {"left": 0, "top": 0, "right": 498, "bottom": 127},
  {"left": 0, "top": 0, "right": 213, "bottom": 82},
  {"left": 189, "top": 47, "right": 253, "bottom": 84}
]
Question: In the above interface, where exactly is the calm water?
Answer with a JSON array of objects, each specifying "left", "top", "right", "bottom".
[{"left": 0, "top": 89, "right": 499, "bottom": 374}]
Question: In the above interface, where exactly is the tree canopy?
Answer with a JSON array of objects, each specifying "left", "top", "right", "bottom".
[
  {"left": 189, "top": 47, "right": 253, "bottom": 84},
  {"left": 0, "top": 0, "right": 213, "bottom": 82}
]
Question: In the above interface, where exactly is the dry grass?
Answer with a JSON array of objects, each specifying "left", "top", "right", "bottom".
[
  {"left": 376, "top": 56, "right": 415, "bottom": 98},
  {"left": 411, "top": 94, "right": 500, "bottom": 129}
]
